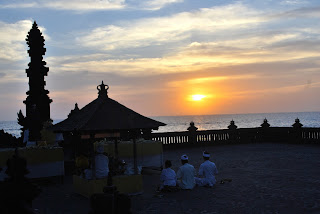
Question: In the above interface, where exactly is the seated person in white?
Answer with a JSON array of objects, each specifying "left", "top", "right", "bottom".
[
  {"left": 160, "top": 160, "right": 177, "bottom": 190},
  {"left": 195, "top": 151, "right": 218, "bottom": 187},
  {"left": 95, "top": 145, "right": 109, "bottom": 179},
  {"left": 176, "top": 154, "right": 196, "bottom": 190}
]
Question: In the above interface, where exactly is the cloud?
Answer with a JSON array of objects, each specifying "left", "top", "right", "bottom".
[
  {"left": 182, "top": 75, "right": 258, "bottom": 84},
  {"left": 232, "top": 81, "right": 320, "bottom": 97},
  {"left": 280, "top": 0, "right": 309, "bottom": 6},
  {"left": 0, "top": 20, "right": 32, "bottom": 61},
  {"left": 274, "top": 6, "right": 320, "bottom": 18},
  {"left": 74, "top": 2, "right": 320, "bottom": 59},
  {"left": 47, "top": 31, "right": 320, "bottom": 79},
  {"left": 43, "top": 0, "right": 320, "bottom": 82},
  {"left": 0, "top": 20, "right": 50, "bottom": 62},
  {"left": 0, "top": 0, "right": 183, "bottom": 11},
  {"left": 132, "top": 0, "right": 183, "bottom": 10},
  {"left": 0, "top": 0, "right": 126, "bottom": 11},
  {"left": 180, "top": 36, "right": 320, "bottom": 64},
  {"left": 77, "top": 3, "right": 265, "bottom": 51}
]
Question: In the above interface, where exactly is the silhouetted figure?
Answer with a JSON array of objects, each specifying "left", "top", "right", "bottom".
[
  {"left": 187, "top": 121, "right": 198, "bottom": 132},
  {"left": 0, "top": 148, "right": 41, "bottom": 214}
]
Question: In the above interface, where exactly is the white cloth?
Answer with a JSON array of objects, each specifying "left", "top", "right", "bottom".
[
  {"left": 195, "top": 160, "right": 218, "bottom": 187},
  {"left": 95, "top": 154, "right": 109, "bottom": 179},
  {"left": 181, "top": 154, "right": 188, "bottom": 160},
  {"left": 124, "top": 163, "right": 142, "bottom": 175},
  {"left": 26, "top": 141, "right": 36, "bottom": 147},
  {"left": 203, "top": 152, "right": 210, "bottom": 158},
  {"left": 160, "top": 168, "right": 177, "bottom": 189},
  {"left": 176, "top": 163, "right": 195, "bottom": 189},
  {"left": 23, "top": 129, "right": 29, "bottom": 143}
]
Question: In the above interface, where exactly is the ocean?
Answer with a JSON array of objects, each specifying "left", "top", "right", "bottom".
[{"left": 1, "top": 112, "right": 320, "bottom": 138}]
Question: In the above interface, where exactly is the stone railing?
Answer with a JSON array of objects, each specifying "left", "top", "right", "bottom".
[{"left": 149, "top": 119, "right": 320, "bottom": 148}]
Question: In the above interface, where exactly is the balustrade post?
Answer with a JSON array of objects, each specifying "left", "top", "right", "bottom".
[
  {"left": 259, "top": 118, "right": 270, "bottom": 142},
  {"left": 291, "top": 118, "right": 303, "bottom": 144},
  {"left": 228, "top": 120, "right": 238, "bottom": 144},
  {"left": 187, "top": 121, "right": 198, "bottom": 145}
]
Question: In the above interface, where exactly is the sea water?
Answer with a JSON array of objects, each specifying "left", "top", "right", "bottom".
[
  {"left": 1, "top": 112, "right": 320, "bottom": 138},
  {"left": 153, "top": 112, "right": 320, "bottom": 133}
]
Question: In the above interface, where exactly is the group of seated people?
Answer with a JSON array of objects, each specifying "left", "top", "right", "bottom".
[
  {"left": 159, "top": 151, "right": 218, "bottom": 191},
  {"left": 77, "top": 145, "right": 218, "bottom": 191}
]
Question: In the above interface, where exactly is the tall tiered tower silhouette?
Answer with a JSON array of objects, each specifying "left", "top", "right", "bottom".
[{"left": 17, "top": 21, "right": 52, "bottom": 142}]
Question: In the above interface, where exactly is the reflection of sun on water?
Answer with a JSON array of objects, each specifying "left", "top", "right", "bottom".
[{"left": 191, "top": 94, "right": 206, "bottom": 101}]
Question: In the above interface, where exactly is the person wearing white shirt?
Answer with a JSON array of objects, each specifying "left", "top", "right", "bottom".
[
  {"left": 195, "top": 151, "right": 218, "bottom": 187},
  {"left": 160, "top": 160, "right": 177, "bottom": 190},
  {"left": 176, "top": 154, "right": 196, "bottom": 190},
  {"left": 95, "top": 145, "right": 109, "bottom": 179}
]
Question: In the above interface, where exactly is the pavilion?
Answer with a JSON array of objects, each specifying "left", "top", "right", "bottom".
[{"left": 52, "top": 81, "right": 166, "bottom": 196}]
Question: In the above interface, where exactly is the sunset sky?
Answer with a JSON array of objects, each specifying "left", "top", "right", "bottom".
[{"left": 1, "top": 0, "right": 320, "bottom": 120}]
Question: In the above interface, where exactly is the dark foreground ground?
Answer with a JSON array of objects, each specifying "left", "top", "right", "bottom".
[{"left": 33, "top": 143, "right": 320, "bottom": 214}]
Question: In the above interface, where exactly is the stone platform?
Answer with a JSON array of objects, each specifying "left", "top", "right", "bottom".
[{"left": 32, "top": 143, "right": 320, "bottom": 213}]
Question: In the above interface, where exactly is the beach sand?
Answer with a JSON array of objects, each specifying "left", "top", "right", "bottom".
[{"left": 33, "top": 143, "right": 320, "bottom": 213}]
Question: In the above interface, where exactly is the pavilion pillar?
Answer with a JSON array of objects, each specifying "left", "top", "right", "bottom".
[
  {"left": 90, "top": 133, "right": 96, "bottom": 179},
  {"left": 133, "top": 137, "right": 138, "bottom": 175},
  {"left": 129, "top": 129, "right": 139, "bottom": 175},
  {"left": 112, "top": 138, "right": 118, "bottom": 160}
]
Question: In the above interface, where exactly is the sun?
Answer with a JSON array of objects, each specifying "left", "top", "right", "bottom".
[{"left": 191, "top": 94, "right": 206, "bottom": 101}]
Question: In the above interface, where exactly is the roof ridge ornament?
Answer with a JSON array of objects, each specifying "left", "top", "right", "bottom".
[{"left": 97, "top": 81, "right": 109, "bottom": 98}]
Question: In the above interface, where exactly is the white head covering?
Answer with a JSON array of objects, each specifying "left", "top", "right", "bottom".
[
  {"left": 203, "top": 151, "right": 210, "bottom": 158},
  {"left": 181, "top": 154, "right": 188, "bottom": 160},
  {"left": 96, "top": 145, "right": 104, "bottom": 154}
]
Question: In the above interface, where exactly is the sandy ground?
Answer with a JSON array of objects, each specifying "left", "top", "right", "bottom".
[{"left": 33, "top": 143, "right": 320, "bottom": 214}]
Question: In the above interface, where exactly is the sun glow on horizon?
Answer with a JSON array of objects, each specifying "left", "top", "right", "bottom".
[{"left": 191, "top": 94, "right": 206, "bottom": 101}]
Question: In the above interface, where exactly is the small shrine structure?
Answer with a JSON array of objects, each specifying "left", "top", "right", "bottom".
[
  {"left": 52, "top": 81, "right": 165, "bottom": 196},
  {"left": 17, "top": 21, "right": 52, "bottom": 142}
]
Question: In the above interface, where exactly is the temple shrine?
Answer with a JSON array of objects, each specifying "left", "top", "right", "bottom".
[
  {"left": 53, "top": 81, "right": 166, "bottom": 196},
  {"left": 17, "top": 21, "right": 52, "bottom": 142}
]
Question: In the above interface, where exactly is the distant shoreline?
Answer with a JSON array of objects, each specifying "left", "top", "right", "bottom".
[{"left": 1, "top": 111, "right": 320, "bottom": 137}]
